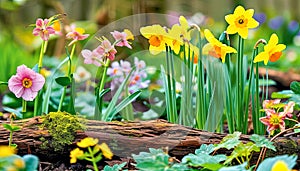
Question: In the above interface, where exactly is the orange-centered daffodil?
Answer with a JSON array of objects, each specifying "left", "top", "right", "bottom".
[
  {"left": 203, "top": 29, "right": 237, "bottom": 63},
  {"left": 253, "top": 33, "right": 286, "bottom": 65},
  {"left": 225, "top": 5, "right": 259, "bottom": 39},
  {"left": 140, "top": 24, "right": 169, "bottom": 55}
]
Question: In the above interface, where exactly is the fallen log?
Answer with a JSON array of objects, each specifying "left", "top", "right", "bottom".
[{"left": 0, "top": 118, "right": 299, "bottom": 169}]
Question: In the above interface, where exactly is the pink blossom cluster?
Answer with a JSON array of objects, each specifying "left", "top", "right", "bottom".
[
  {"left": 107, "top": 57, "right": 150, "bottom": 93},
  {"left": 259, "top": 99, "right": 295, "bottom": 132}
]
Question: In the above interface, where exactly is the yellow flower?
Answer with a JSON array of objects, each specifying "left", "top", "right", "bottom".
[
  {"left": 0, "top": 145, "right": 16, "bottom": 157},
  {"left": 203, "top": 29, "right": 237, "bottom": 63},
  {"left": 77, "top": 137, "right": 99, "bottom": 148},
  {"left": 124, "top": 29, "right": 134, "bottom": 40},
  {"left": 225, "top": 5, "right": 259, "bottom": 39},
  {"left": 98, "top": 143, "right": 113, "bottom": 160},
  {"left": 167, "top": 25, "right": 183, "bottom": 54},
  {"left": 253, "top": 34, "right": 286, "bottom": 65},
  {"left": 140, "top": 24, "right": 168, "bottom": 55},
  {"left": 271, "top": 160, "right": 290, "bottom": 171},
  {"left": 13, "top": 158, "right": 25, "bottom": 169},
  {"left": 70, "top": 148, "right": 84, "bottom": 163}
]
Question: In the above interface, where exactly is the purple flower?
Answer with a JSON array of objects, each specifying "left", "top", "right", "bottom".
[
  {"left": 8, "top": 65, "right": 45, "bottom": 101},
  {"left": 288, "top": 20, "right": 299, "bottom": 32},
  {"left": 268, "top": 16, "right": 284, "bottom": 30},
  {"left": 32, "top": 18, "right": 55, "bottom": 41},
  {"left": 253, "top": 13, "right": 266, "bottom": 25}
]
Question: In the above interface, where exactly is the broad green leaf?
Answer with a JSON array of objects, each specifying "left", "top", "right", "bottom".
[
  {"left": 108, "top": 90, "right": 141, "bottom": 121},
  {"left": 256, "top": 155, "right": 297, "bottom": 171},
  {"left": 214, "top": 132, "right": 241, "bottom": 150},
  {"left": 219, "top": 162, "right": 249, "bottom": 171},
  {"left": 182, "top": 153, "right": 226, "bottom": 167},
  {"left": 290, "top": 81, "right": 300, "bottom": 94},
  {"left": 224, "top": 142, "right": 260, "bottom": 165},
  {"left": 250, "top": 134, "right": 276, "bottom": 151},
  {"left": 55, "top": 76, "right": 71, "bottom": 87},
  {"left": 67, "top": 76, "right": 76, "bottom": 114},
  {"left": 103, "top": 162, "right": 127, "bottom": 171},
  {"left": 195, "top": 144, "right": 216, "bottom": 155},
  {"left": 271, "top": 90, "right": 293, "bottom": 99}
]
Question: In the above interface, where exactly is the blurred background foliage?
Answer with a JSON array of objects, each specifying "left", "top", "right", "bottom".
[{"left": 1, "top": 0, "right": 300, "bottom": 114}]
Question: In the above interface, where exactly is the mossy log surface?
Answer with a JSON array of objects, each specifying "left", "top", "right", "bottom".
[{"left": 0, "top": 118, "right": 299, "bottom": 166}]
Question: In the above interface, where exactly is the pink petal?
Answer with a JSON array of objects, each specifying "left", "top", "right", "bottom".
[
  {"left": 81, "top": 49, "right": 92, "bottom": 59},
  {"left": 31, "top": 74, "right": 45, "bottom": 91},
  {"left": 33, "top": 28, "right": 41, "bottom": 36},
  {"left": 22, "top": 88, "right": 37, "bottom": 101},
  {"left": 36, "top": 18, "right": 43, "bottom": 27},
  {"left": 46, "top": 26, "right": 56, "bottom": 34}
]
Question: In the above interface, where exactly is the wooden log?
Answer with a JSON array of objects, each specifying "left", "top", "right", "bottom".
[{"left": 0, "top": 118, "right": 299, "bottom": 167}]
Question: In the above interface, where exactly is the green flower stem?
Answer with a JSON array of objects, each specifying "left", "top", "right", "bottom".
[
  {"left": 34, "top": 41, "right": 47, "bottom": 117},
  {"left": 94, "top": 59, "right": 110, "bottom": 120},
  {"left": 22, "top": 99, "right": 27, "bottom": 113},
  {"left": 236, "top": 35, "right": 244, "bottom": 132},
  {"left": 123, "top": 85, "right": 134, "bottom": 120},
  {"left": 255, "top": 62, "right": 261, "bottom": 134},
  {"left": 88, "top": 147, "right": 99, "bottom": 171},
  {"left": 243, "top": 47, "right": 258, "bottom": 133},
  {"left": 58, "top": 44, "right": 76, "bottom": 111}
]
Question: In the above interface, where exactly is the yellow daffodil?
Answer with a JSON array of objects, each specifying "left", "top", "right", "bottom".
[
  {"left": 167, "top": 25, "right": 183, "bottom": 54},
  {"left": 0, "top": 145, "right": 16, "bottom": 157},
  {"left": 140, "top": 24, "right": 169, "bottom": 55},
  {"left": 271, "top": 160, "right": 290, "bottom": 171},
  {"left": 225, "top": 5, "right": 259, "bottom": 39},
  {"left": 124, "top": 29, "right": 134, "bottom": 40},
  {"left": 70, "top": 148, "right": 84, "bottom": 163},
  {"left": 253, "top": 34, "right": 286, "bottom": 65},
  {"left": 203, "top": 29, "right": 237, "bottom": 63},
  {"left": 98, "top": 143, "right": 113, "bottom": 160},
  {"left": 77, "top": 137, "right": 99, "bottom": 148}
]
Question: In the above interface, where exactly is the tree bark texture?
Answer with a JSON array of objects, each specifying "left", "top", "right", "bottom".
[{"left": 0, "top": 118, "right": 299, "bottom": 165}]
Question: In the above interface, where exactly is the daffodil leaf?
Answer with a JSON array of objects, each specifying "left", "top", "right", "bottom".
[
  {"left": 214, "top": 132, "right": 241, "bottom": 150},
  {"left": 250, "top": 134, "right": 276, "bottom": 151},
  {"left": 290, "top": 81, "right": 300, "bottom": 94},
  {"left": 99, "top": 88, "right": 111, "bottom": 98},
  {"left": 55, "top": 76, "right": 71, "bottom": 87}
]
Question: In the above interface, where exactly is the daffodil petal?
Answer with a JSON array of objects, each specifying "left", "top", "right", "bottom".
[
  {"left": 234, "top": 6, "right": 246, "bottom": 15},
  {"left": 244, "top": 9, "right": 254, "bottom": 18},
  {"left": 225, "top": 14, "right": 235, "bottom": 24},
  {"left": 254, "top": 51, "right": 269, "bottom": 65},
  {"left": 238, "top": 28, "right": 248, "bottom": 39},
  {"left": 248, "top": 18, "right": 259, "bottom": 28},
  {"left": 226, "top": 24, "right": 238, "bottom": 34}
]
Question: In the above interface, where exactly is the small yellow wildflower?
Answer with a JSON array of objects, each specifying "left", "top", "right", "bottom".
[
  {"left": 225, "top": 5, "right": 259, "bottom": 39},
  {"left": 77, "top": 137, "right": 99, "bottom": 148},
  {"left": 124, "top": 29, "right": 134, "bottom": 40},
  {"left": 0, "top": 145, "right": 16, "bottom": 157},
  {"left": 203, "top": 29, "right": 237, "bottom": 63},
  {"left": 70, "top": 148, "right": 84, "bottom": 164},
  {"left": 98, "top": 143, "right": 113, "bottom": 160},
  {"left": 271, "top": 160, "right": 290, "bottom": 171},
  {"left": 253, "top": 34, "right": 286, "bottom": 65}
]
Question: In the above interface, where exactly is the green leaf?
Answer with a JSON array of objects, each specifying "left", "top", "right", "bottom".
[
  {"left": 103, "top": 68, "right": 135, "bottom": 121},
  {"left": 103, "top": 162, "right": 127, "bottom": 171},
  {"left": 108, "top": 90, "right": 141, "bottom": 121},
  {"left": 32, "top": 64, "right": 39, "bottom": 73},
  {"left": 214, "top": 132, "right": 241, "bottom": 150},
  {"left": 67, "top": 76, "right": 76, "bottom": 114},
  {"left": 3, "top": 107, "right": 23, "bottom": 119},
  {"left": 250, "top": 134, "right": 276, "bottom": 151},
  {"left": 271, "top": 90, "right": 293, "bottom": 99},
  {"left": 182, "top": 153, "right": 226, "bottom": 168},
  {"left": 3, "top": 124, "right": 13, "bottom": 131},
  {"left": 224, "top": 142, "right": 260, "bottom": 165},
  {"left": 256, "top": 155, "right": 297, "bottom": 171},
  {"left": 291, "top": 81, "right": 300, "bottom": 94},
  {"left": 195, "top": 144, "right": 216, "bottom": 155},
  {"left": 0, "top": 81, "right": 8, "bottom": 86},
  {"left": 42, "top": 57, "right": 69, "bottom": 114},
  {"left": 219, "top": 162, "right": 249, "bottom": 171},
  {"left": 99, "top": 88, "right": 111, "bottom": 98},
  {"left": 23, "top": 154, "right": 39, "bottom": 171},
  {"left": 55, "top": 76, "right": 71, "bottom": 87}
]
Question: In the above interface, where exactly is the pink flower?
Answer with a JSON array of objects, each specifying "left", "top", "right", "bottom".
[
  {"left": 260, "top": 109, "right": 286, "bottom": 132},
  {"left": 263, "top": 99, "right": 281, "bottom": 109},
  {"left": 280, "top": 101, "right": 295, "bottom": 118},
  {"left": 111, "top": 30, "right": 132, "bottom": 49},
  {"left": 66, "top": 25, "right": 89, "bottom": 46},
  {"left": 8, "top": 65, "right": 45, "bottom": 101},
  {"left": 32, "top": 18, "right": 55, "bottom": 41},
  {"left": 81, "top": 49, "right": 103, "bottom": 67},
  {"left": 96, "top": 39, "right": 117, "bottom": 61}
]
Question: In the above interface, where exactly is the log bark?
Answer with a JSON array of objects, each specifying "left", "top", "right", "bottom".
[
  {"left": 0, "top": 118, "right": 299, "bottom": 167},
  {"left": 258, "top": 68, "right": 300, "bottom": 87}
]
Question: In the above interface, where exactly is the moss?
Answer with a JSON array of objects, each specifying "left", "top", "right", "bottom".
[{"left": 40, "top": 111, "right": 85, "bottom": 151}]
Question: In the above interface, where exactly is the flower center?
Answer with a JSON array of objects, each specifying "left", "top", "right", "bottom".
[
  {"left": 22, "top": 78, "right": 32, "bottom": 88},
  {"left": 213, "top": 45, "right": 222, "bottom": 58},
  {"left": 149, "top": 35, "right": 161, "bottom": 47},
  {"left": 235, "top": 16, "right": 248, "bottom": 28},
  {"left": 269, "top": 115, "right": 280, "bottom": 125},
  {"left": 269, "top": 52, "right": 282, "bottom": 62}
]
